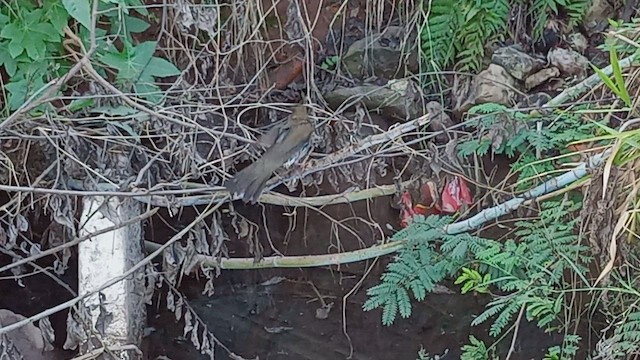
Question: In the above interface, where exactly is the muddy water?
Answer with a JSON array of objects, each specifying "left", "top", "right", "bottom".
[{"left": 144, "top": 269, "right": 561, "bottom": 360}]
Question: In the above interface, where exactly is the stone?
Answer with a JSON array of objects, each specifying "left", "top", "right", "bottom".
[
  {"left": 568, "top": 33, "right": 588, "bottom": 54},
  {"left": 583, "top": 0, "right": 616, "bottom": 36},
  {"left": 322, "top": 79, "right": 422, "bottom": 120},
  {"left": 548, "top": 48, "right": 590, "bottom": 79},
  {"left": 525, "top": 67, "right": 561, "bottom": 90},
  {"left": 516, "top": 92, "right": 552, "bottom": 109},
  {"left": 0, "top": 309, "right": 55, "bottom": 360},
  {"left": 491, "top": 45, "right": 546, "bottom": 80},
  {"left": 341, "top": 26, "right": 419, "bottom": 79},
  {"left": 453, "top": 64, "right": 517, "bottom": 114}
]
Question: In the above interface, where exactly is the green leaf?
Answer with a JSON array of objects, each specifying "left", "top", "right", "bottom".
[
  {"left": 100, "top": 51, "right": 130, "bottom": 73},
  {"left": 5, "top": 79, "right": 28, "bottom": 110},
  {"left": 43, "top": 2, "right": 70, "bottom": 34},
  {"left": 125, "top": 15, "right": 150, "bottom": 33},
  {"left": 32, "top": 23, "right": 61, "bottom": 42},
  {"left": 20, "top": 30, "right": 53, "bottom": 61},
  {"left": 590, "top": 64, "right": 618, "bottom": 94},
  {"left": 0, "top": 43, "right": 17, "bottom": 76},
  {"left": 0, "top": 13, "right": 9, "bottom": 27},
  {"left": 109, "top": 121, "right": 140, "bottom": 141},
  {"left": 67, "top": 98, "right": 95, "bottom": 112},
  {"left": 63, "top": 0, "right": 92, "bottom": 30},
  {"left": 103, "top": 41, "right": 159, "bottom": 80},
  {"left": 143, "top": 57, "right": 181, "bottom": 77},
  {"left": 8, "top": 40, "right": 24, "bottom": 59},
  {"left": 0, "top": 23, "right": 23, "bottom": 42},
  {"left": 135, "top": 82, "right": 163, "bottom": 104},
  {"left": 128, "top": 0, "right": 149, "bottom": 16},
  {"left": 92, "top": 105, "right": 140, "bottom": 116},
  {"left": 610, "top": 46, "right": 631, "bottom": 107},
  {"left": 132, "top": 41, "right": 157, "bottom": 66}
]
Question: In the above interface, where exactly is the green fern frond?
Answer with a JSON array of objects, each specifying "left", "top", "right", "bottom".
[
  {"left": 382, "top": 297, "right": 399, "bottom": 326},
  {"left": 454, "top": 0, "right": 509, "bottom": 72},
  {"left": 545, "top": 334, "right": 581, "bottom": 360},
  {"left": 609, "top": 308, "right": 640, "bottom": 355},
  {"left": 396, "top": 287, "right": 413, "bottom": 318},
  {"left": 420, "top": 0, "right": 508, "bottom": 73},
  {"left": 363, "top": 215, "right": 474, "bottom": 325},
  {"left": 421, "top": 0, "right": 458, "bottom": 71},
  {"left": 564, "top": 0, "right": 592, "bottom": 29},
  {"left": 530, "top": 0, "right": 592, "bottom": 41},
  {"left": 530, "top": 0, "right": 552, "bottom": 41},
  {"left": 461, "top": 336, "right": 491, "bottom": 360},
  {"left": 490, "top": 300, "right": 522, "bottom": 336},
  {"left": 472, "top": 298, "right": 508, "bottom": 327}
]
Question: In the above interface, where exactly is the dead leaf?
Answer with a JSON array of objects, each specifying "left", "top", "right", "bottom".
[{"left": 594, "top": 211, "right": 629, "bottom": 286}]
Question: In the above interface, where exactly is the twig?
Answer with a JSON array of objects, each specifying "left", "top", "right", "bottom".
[
  {"left": 167, "top": 147, "right": 609, "bottom": 270},
  {"left": 0, "top": 208, "right": 158, "bottom": 275},
  {"left": 543, "top": 52, "right": 639, "bottom": 109},
  {"left": 446, "top": 148, "right": 610, "bottom": 234},
  {"left": 292, "top": 113, "right": 432, "bottom": 180},
  {"left": 144, "top": 239, "right": 403, "bottom": 269},
  {"left": 505, "top": 304, "right": 526, "bottom": 360}
]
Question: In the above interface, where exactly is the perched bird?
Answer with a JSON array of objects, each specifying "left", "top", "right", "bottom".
[{"left": 226, "top": 105, "right": 314, "bottom": 203}]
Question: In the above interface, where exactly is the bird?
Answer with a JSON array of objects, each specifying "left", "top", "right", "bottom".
[{"left": 226, "top": 105, "right": 315, "bottom": 203}]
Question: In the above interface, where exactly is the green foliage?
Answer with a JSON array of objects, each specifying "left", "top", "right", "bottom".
[
  {"left": 365, "top": 196, "right": 591, "bottom": 357},
  {"left": 416, "top": 347, "right": 449, "bottom": 360},
  {"left": 592, "top": 44, "right": 632, "bottom": 107},
  {"left": 420, "top": 0, "right": 590, "bottom": 74},
  {"left": 471, "top": 199, "right": 591, "bottom": 336},
  {"left": 98, "top": 40, "right": 180, "bottom": 104},
  {"left": 454, "top": 0, "right": 510, "bottom": 73},
  {"left": 321, "top": 55, "right": 340, "bottom": 70},
  {"left": 606, "top": 307, "right": 640, "bottom": 356},
  {"left": 420, "top": 0, "right": 509, "bottom": 73},
  {"left": 455, "top": 267, "right": 491, "bottom": 294},
  {"left": 420, "top": 0, "right": 457, "bottom": 72},
  {"left": 530, "top": 0, "right": 591, "bottom": 41},
  {"left": 0, "top": 1, "right": 68, "bottom": 111},
  {"left": 458, "top": 102, "right": 601, "bottom": 190},
  {"left": 544, "top": 334, "right": 581, "bottom": 360},
  {"left": 0, "top": 0, "right": 179, "bottom": 114},
  {"left": 599, "top": 18, "right": 640, "bottom": 57},
  {"left": 461, "top": 336, "right": 495, "bottom": 360},
  {"left": 363, "top": 215, "right": 482, "bottom": 325}
]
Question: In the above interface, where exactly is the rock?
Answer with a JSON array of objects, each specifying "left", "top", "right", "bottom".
[
  {"left": 548, "top": 48, "right": 589, "bottom": 79},
  {"left": 425, "top": 101, "right": 455, "bottom": 144},
  {"left": 341, "top": 26, "right": 419, "bottom": 79},
  {"left": 322, "top": 79, "right": 422, "bottom": 120},
  {"left": 516, "top": 92, "right": 552, "bottom": 109},
  {"left": 583, "top": 0, "right": 616, "bottom": 36},
  {"left": 453, "top": 64, "right": 517, "bottom": 114},
  {"left": 491, "top": 45, "right": 546, "bottom": 80},
  {"left": 568, "top": 33, "right": 588, "bottom": 54},
  {"left": 525, "top": 67, "right": 560, "bottom": 90},
  {"left": 0, "top": 309, "right": 55, "bottom": 360}
]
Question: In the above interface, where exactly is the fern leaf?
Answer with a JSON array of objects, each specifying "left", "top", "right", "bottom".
[
  {"left": 382, "top": 296, "right": 398, "bottom": 326},
  {"left": 396, "top": 287, "right": 413, "bottom": 319}
]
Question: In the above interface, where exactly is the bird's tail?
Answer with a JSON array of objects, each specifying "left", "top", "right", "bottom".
[{"left": 226, "top": 162, "right": 277, "bottom": 203}]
